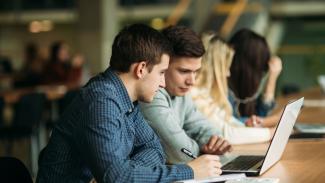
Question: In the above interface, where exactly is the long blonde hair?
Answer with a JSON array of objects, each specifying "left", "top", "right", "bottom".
[{"left": 196, "top": 33, "right": 235, "bottom": 121}]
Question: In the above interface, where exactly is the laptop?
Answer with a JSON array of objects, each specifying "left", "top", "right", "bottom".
[
  {"left": 220, "top": 97, "right": 304, "bottom": 176},
  {"left": 290, "top": 123, "right": 325, "bottom": 139}
]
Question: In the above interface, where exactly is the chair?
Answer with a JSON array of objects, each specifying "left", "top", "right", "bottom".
[
  {"left": 0, "top": 92, "right": 46, "bottom": 176},
  {"left": 46, "top": 89, "right": 79, "bottom": 130},
  {"left": 0, "top": 97, "right": 5, "bottom": 128},
  {"left": 0, "top": 157, "right": 33, "bottom": 183}
]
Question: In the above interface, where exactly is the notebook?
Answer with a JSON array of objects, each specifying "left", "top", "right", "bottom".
[
  {"left": 295, "top": 123, "right": 325, "bottom": 133},
  {"left": 220, "top": 97, "right": 304, "bottom": 176},
  {"left": 290, "top": 123, "right": 325, "bottom": 139}
]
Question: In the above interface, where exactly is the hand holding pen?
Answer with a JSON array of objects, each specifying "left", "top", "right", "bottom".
[
  {"left": 245, "top": 115, "right": 264, "bottom": 127},
  {"left": 182, "top": 148, "right": 222, "bottom": 179}
]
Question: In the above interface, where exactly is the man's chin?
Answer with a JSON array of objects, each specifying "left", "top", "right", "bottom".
[
  {"left": 174, "top": 91, "right": 187, "bottom": 97},
  {"left": 139, "top": 97, "right": 154, "bottom": 103},
  {"left": 165, "top": 88, "right": 188, "bottom": 97}
]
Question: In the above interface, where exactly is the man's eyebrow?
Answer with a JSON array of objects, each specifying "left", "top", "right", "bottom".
[{"left": 178, "top": 67, "right": 201, "bottom": 72}]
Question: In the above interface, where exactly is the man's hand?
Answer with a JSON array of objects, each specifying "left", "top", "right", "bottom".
[
  {"left": 187, "top": 155, "right": 222, "bottom": 179},
  {"left": 201, "top": 135, "right": 232, "bottom": 155}
]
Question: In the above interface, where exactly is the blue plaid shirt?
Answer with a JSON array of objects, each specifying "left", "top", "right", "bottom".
[{"left": 37, "top": 68, "right": 193, "bottom": 183}]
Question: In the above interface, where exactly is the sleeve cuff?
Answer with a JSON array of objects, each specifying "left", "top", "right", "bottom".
[{"left": 175, "top": 164, "right": 194, "bottom": 180}]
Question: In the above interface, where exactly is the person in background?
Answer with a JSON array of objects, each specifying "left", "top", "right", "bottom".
[
  {"left": 228, "top": 29, "right": 282, "bottom": 127},
  {"left": 191, "top": 33, "right": 274, "bottom": 145},
  {"left": 0, "top": 55, "right": 13, "bottom": 75},
  {"left": 42, "top": 41, "right": 83, "bottom": 86},
  {"left": 140, "top": 26, "right": 232, "bottom": 164},
  {"left": 37, "top": 24, "right": 223, "bottom": 183},
  {"left": 0, "top": 54, "right": 14, "bottom": 90},
  {"left": 14, "top": 42, "right": 45, "bottom": 88}
]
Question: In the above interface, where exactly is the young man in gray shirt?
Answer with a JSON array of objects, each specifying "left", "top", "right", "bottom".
[{"left": 140, "top": 26, "right": 232, "bottom": 164}]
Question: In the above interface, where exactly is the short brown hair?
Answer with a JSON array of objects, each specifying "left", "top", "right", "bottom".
[
  {"left": 110, "top": 24, "right": 172, "bottom": 72},
  {"left": 162, "top": 26, "right": 205, "bottom": 58}
]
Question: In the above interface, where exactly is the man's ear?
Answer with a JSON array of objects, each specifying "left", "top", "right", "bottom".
[{"left": 134, "top": 61, "right": 148, "bottom": 79}]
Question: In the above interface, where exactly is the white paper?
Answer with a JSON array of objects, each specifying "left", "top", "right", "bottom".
[
  {"left": 175, "top": 173, "right": 246, "bottom": 183},
  {"left": 225, "top": 177, "right": 279, "bottom": 183}
]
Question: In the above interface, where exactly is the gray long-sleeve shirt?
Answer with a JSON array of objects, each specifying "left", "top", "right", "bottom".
[{"left": 140, "top": 88, "right": 221, "bottom": 164}]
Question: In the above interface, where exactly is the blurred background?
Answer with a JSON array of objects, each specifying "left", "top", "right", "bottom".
[
  {"left": 1, "top": 0, "right": 325, "bottom": 92},
  {"left": 0, "top": 0, "right": 324, "bottom": 179}
]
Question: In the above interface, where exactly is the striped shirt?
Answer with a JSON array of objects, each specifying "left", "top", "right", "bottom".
[{"left": 37, "top": 68, "right": 193, "bottom": 183}]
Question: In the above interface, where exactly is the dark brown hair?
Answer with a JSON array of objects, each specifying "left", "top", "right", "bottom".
[
  {"left": 49, "top": 41, "right": 67, "bottom": 64},
  {"left": 228, "top": 28, "right": 270, "bottom": 116},
  {"left": 110, "top": 24, "right": 172, "bottom": 72},
  {"left": 162, "top": 26, "right": 205, "bottom": 58}
]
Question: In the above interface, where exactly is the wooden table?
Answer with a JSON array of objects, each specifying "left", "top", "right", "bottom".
[
  {"left": 232, "top": 140, "right": 325, "bottom": 183},
  {"left": 262, "top": 140, "right": 325, "bottom": 183},
  {"left": 233, "top": 87, "right": 325, "bottom": 183}
]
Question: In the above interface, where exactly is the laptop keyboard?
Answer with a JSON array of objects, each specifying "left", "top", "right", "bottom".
[{"left": 222, "top": 155, "right": 264, "bottom": 171}]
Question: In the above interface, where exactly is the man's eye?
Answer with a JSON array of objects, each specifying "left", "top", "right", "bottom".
[{"left": 179, "top": 70, "right": 187, "bottom": 73}]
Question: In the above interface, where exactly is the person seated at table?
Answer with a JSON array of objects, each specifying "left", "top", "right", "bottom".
[
  {"left": 0, "top": 54, "right": 13, "bottom": 75},
  {"left": 0, "top": 55, "right": 14, "bottom": 90},
  {"left": 228, "top": 29, "right": 282, "bottom": 127},
  {"left": 14, "top": 42, "right": 45, "bottom": 88},
  {"left": 37, "top": 24, "right": 223, "bottom": 183},
  {"left": 140, "top": 26, "right": 232, "bottom": 164},
  {"left": 191, "top": 33, "right": 273, "bottom": 145},
  {"left": 42, "top": 41, "right": 83, "bottom": 86}
]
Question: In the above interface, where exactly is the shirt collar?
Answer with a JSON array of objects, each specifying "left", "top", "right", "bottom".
[{"left": 104, "top": 68, "right": 135, "bottom": 114}]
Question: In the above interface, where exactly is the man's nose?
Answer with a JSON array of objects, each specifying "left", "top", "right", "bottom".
[
  {"left": 159, "top": 76, "right": 166, "bottom": 88},
  {"left": 186, "top": 73, "right": 195, "bottom": 86}
]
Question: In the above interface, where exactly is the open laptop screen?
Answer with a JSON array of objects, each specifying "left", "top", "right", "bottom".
[{"left": 259, "top": 97, "right": 304, "bottom": 174}]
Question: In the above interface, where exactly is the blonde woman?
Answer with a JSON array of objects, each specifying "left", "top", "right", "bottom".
[{"left": 191, "top": 33, "right": 273, "bottom": 144}]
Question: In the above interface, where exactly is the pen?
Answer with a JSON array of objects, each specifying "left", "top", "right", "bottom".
[
  {"left": 181, "top": 148, "right": 197, "bottom": 159},
  {"left": 252, "top": 117, "right": 257, "bottom": 127}
]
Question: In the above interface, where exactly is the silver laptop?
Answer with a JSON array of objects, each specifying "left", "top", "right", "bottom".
[{"left": 221, "top": 97, "right": 304, "bottom": 176}]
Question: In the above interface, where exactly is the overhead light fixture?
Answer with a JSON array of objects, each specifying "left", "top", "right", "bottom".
[
  {"left": 151, "top": 18, "right": 164, "bottom": 30},
  {"left": 29, "top": 20, "right": 54, "bottom": 33},
  {"left": 29, "top": 21, "right": 42, "bottom": 33}
]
